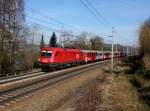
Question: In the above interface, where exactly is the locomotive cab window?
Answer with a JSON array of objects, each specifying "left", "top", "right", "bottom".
[{"left": 41, "top": 50, "right": 52, "bottom": 58}]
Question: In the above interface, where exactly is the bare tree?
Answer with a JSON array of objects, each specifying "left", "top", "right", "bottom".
[
  {"left": 90, "top": 35, "right": 103, "bottom": 50},
  {"left": 0, "top": 0, "right": 26, "bottom": 76},
  {"left": 74, "top": 32, "right": 89, "bottom": 49},
  {"left": 139, "top": 17, "right": 150, "bottom": 55},
  {"left": 139, "top": 17, "right": 150, "bottom": 69}
]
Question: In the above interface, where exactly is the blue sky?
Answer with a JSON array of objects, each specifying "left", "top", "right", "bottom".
[{"left": 25, "top": 0, "right": 150, "bottom": 46}]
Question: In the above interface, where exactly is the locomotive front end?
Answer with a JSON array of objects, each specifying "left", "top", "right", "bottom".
[{"left": 40, "top": 48, "right": 55, "bottom": 71}]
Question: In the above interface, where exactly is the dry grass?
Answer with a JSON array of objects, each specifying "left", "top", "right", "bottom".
[
  {"left": 54, "top": 61, "right": 150, "bottom": 111},
  {"left": 75, "top": 80, "right": 100, "bottom": 111},
  {"left": 98, "top": 74, "right": 150, "bottom": 111},
  {"left": 143, "top": 55, "right": 150, "bottom": 70},
  {"left": 54, "top": 70, "right": 149, "bottom": 111}
]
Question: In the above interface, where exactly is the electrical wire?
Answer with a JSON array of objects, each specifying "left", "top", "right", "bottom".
[
  {"left": 26, "top": 6, "right": 81, "bottom": 32},
  {"left": 80, "top": 0, "right": 112, "bottom": 31},
  {"left": 85, "top": 0, "right": 113, "bottom": 28}
]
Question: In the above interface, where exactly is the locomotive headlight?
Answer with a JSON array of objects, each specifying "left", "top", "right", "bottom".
[{"left": 43, "top": 59, "right": 47, "bottom": 63}]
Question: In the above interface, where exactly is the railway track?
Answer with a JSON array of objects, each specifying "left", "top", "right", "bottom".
[
  {"left": 0, "top": 69, "right": 42, "bottom": 84},
  {"left": 0, "top": 60, "right": 111, "bottom": 106}
]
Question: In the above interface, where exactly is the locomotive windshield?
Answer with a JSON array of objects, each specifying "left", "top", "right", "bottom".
[{"left": 41, "top": 50, "right": 52, "bottom": 58}]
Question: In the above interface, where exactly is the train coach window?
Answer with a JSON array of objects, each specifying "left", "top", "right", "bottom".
[{"left": 41, "top": 50, "right": 52, "bottom": 58}]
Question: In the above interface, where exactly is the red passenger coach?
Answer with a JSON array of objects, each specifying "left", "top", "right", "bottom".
[
  {"left": 114, "top": 51, "right": 121, "bottom": 58},
  {"left": 103, "top": 51, "right": 111, "bottom": 60},
  {"left": 82, "top": 50, "right": 96, "bottom": 63},
  {"left": 40, "top": 47, "right": 83, "bottom": 71}
]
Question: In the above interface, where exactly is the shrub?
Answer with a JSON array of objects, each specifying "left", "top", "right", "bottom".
[{"left": 130, "top": 77, "right": 141, "bottom": 88}]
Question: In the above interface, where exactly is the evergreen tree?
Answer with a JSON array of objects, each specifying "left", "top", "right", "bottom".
[
  {"left": 40, "top": 34, "right": 45, "bottom": 48},
  {"left": 49, "top": 32, "right": 57, "bottom": 47}
]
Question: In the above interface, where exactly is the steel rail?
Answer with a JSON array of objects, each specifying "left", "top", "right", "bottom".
[
  {"left": 0, "top": 72, "right": 45, "bottom": 84},
  {"left": 0, "top": 60, "right": 110, "bottom": 105},
  {"left": 0, "top": 69, "right": 42, "bottom": 82},
  {"left": 0, "top": 60, "right": 107, "bottom": 84},
  {"left": 0, "top": 60, "right": 112, "bottom": 95}
]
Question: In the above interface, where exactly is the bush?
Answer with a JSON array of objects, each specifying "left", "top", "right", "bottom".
[
  {"left": 143, "top": 70, "right": 150, "bottom": 80},
  {"left": 130, "top": 77, "right": 141, "bottom": 88},
  {"left": 136, "top": 66, "right": 150, "bottom": 80},
  {"left": 123, "top": 56, "right": 142, "bottom": 74}
]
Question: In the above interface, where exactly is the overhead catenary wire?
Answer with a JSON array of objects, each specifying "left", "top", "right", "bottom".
[
  {"left": 26, "top": 6, "right": 81, "bottom": 44},
  {"left": 80, "top": 0, "right": 137, "bottom": 54},
  {"left": 26, "top": 15, "right": 60, "bottom": 26},
  {"left": 26, "top": 6, "right": 81, "bottom": 32},
  {"left": 26, "top": 20, "right": 63, "bottom": 33},
  {"left": 80, "top": 0, "right": 112, "bottom": 31},
  {"left": 81, "top": 0, "right": 135, "bottom": 47},
  {"left": 27, "top": 3, "right": 128, "bottom": 47},
  {"left": 26, "top": 20, "right": 79, "bottom": 41},
  {"left": 85, "top": 0, "right": 113, "bottom": 28},
  {"left": 26, "top": 2, "right": 135, "bottom": 49},
  {"left": 26, "top": 15, "right": 78, "bottom": 37}
]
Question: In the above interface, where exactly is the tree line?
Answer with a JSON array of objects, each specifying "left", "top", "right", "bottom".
[
  {"left": 0, "top": 0, "right": 36, "bottom": 77},
  {"left": 41, "top": 31, "right": 106, "bottom": 51},
  {"left": 41, "top": 31, "right": 125, "bottom": 52}
]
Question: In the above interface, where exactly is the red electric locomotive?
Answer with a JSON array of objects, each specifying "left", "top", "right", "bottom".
[{"left": 40, "top": 47, "right": 83, "bottom": 71}]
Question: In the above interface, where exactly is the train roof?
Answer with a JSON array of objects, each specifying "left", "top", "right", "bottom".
[
  {"left": 41, "top": 47, "right": 81, "bottom": 52},
  {"left": 81, "top": 50, "right": 97, "bottom": 53}
]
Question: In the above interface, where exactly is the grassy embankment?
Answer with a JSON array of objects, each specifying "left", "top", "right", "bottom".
[{"left": 115, "top": 56, "right": 150, "bottom": 110}]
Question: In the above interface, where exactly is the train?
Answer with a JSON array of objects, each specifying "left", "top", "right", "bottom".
[{"left": 39, "top": 47, "right": 126, "bottom": 71}]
